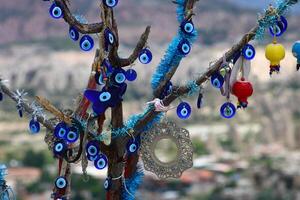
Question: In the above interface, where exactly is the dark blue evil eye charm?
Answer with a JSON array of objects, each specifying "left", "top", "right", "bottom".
[
  {"left": 269, "top": 16, "right": 288, "bottom": 37},
  {"left": 69, "top": 26, "right": 79, "bottom": 41},
  {"left": 0, "top": 92, "right": 3, "bottom": 101},
  {"left": 220, "top": 102, "right": 236, "bottom": 119},
  {"left": 113, "top": 70, "right": 126, "bottom": 84},
  {"left": 125, "top": 69, "right": 137, "bottom": 81},
  {"left": 126, "top": 139, "right": 139, "bottom": 154},
  {"left": 79, "top": 35, "right": 94, "bottom": 51},
  {"left": 197, "top": 93, "right": 203, "bottom": 109},
  {"left": 65, "top": 127, "right": 79, "bottom": 143},
  {"left": 104, "top": 177, "right": 112, "bottom": 191},
  {"left": 177, "top": 39, "right": 191, "bottom": 55},
  {"left": 49, "top": 3, "right": 63, "bottom": 19},
  {"left": 94, "top": 154, "right": 108, "bottom": 170},
  {"left": 103, "top": 0, "right": 118, "bottom": 8},
  {"left": 55, "top": 176, "right": 68, "bottom": 189},
  {"left": 29, "top": 119, "right": 40, "bottom": 134},
  {"left": 86, "top": 140, "right": 100, "bottom": 157},
  {"left": 99, "top": 91, "right": 111, "bottom": 102},
  {"left": 180, "top": 20, "right": 194, "bottom": 35},
  {"left": 104, "top": 28, "right": 115, "bottom": 46},
  {"left": 242, "top": 44, "right": 256, "bottom": 60},
  {"left": 176, "top": 102, "right": 192, "bottom": 119},
  {"left": 95, "top": 72, "right": 105, "bottom": 85},
  {"left": 210, "top": 72, "right": 224, "bottom": 89},
  {"left": 138, "top": 48, "right": 152, "bottom": 64},
  {"left": 53, "top": 140, "right": 67, "bottom": 156},
  {"left": 54, "top": 122, "right": 69, "bottom": 139}
]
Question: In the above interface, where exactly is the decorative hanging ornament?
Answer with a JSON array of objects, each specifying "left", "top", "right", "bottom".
[
  {"left": 269, "top": 16, "right": 288, "bottom": 37},
  {"left": 49, "top": 3, "right": 63, "bottom": 19},
  {"left": 53, "top": 140, "right": 67, "bottom": 157},
  {"left": 69, "top": 26, "right": 79, "bottom": 41},
  {"left": 177, "top": 39, "right": 191, "bottom": 55},
  {"left": 242, "top": 44, "right": 256, "bottom": 60},
  {"left": 126, "top": 139, "right": 139, "bottom": 154},
  {"left": 104, "top": 28, "right": 115, "bottom": 49},
  {"left": 220, "top": 102, "right": 236, "bottom": 119},
  {"left": 103, "top": 177, "right": 112, "bottom": 191},
  {"left": 125, "top": 69, "right": 137, "bottom": 81},
  {"left": 65, "top": 127, "right": 79, "bottom": 143},
  {"left": 0, "top": 91, "right": 3, "bottom": 101},
  {"left": 79, "top": 35, "right": 94, "bottom": 51},
  {"left": 54, "top": 122, "right": 69, "bottom": 139},
  {"left": 103, "top": 0, "right": 118, "bottom": 8},
  {"left": 94, "top": 154, "right": 108, "bottom": 170},
  {"left": 211, "top": 72, "right": 224, "bottom": 89},
  {"left": 55, "top": 176, "right": 68, "bottom": 190},
  {"left": 197, "top": 92, "right": 203, "bottom": 109},
  {"left": 29, "top": 118, "right": 40, "bottom": 134},
  {"left": 176, "top": 102, "right": 191, "bottom": 119},
  {"left": 292, "top": 41, "right": 300, "bottom": 71},
  {"left": 231, "top": 78, "right": 253, "bottom": 109},
  {"left": 265, "top": 40, "right": 285, "bottom": 75},
  {"left": 180, "top": 19, "right": 195, "bottom": 35},
  {"left": 86, "top": 140, "right": 100, "bottom": 160},
  {"left": 138, "top": 48, "right": 152, "bottom": 64}
]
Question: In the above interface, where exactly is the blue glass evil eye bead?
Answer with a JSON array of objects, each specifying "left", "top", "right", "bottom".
[
  {"left": 104, "top": 28, "right": 115, "bottom": 46},
  {"left": 94, "top": 154, "right": 108, "bottom": 170},
  {"left": 125, "top": 69, "right": 137, "bottom": 81},
  {"left": 69, "top": 26, "right": 79, "bottom": 41},
  {"left": 79, "top": 35, "right": 94, "bottom": 51},
  {"left": 49, "top": 3, "right": 63, "bottom": 19},
  {"left": 65, "top": 127, "right": 79, "bottom": 143},
  {"left": 55, "top": 176, "right": 68, "bottom": 189},
  {"left": 104, "top": 178, "right": 112, "bottom": 191},
  {"left": 126, "top": 139, "right": 139, "bottom": 154},
  {"left": 95, "top": 72, "right": 105, "bottom": 85},
  {"left": 211, "top": 72, "right": 224, "bottom": 89},
  {"left": 113, "top": 70, "right": 126, "bottom": 84},
  {"left": 178, "top": 39, "right": 191, "bottom": 55},
  {"left": 99, "top": 92, "right": 111, "bottom": 102},
  {"left": 103, "top": 0, "right": 118, "bottom": 8},
  {"left": 269, "top": 16, "right": 288, "bottom": 37},
  {"left": 53, "top": 140, "right": 67, "bottom": 156},
  {"left": 139, "top": 48, "right": 152, "bottom": 64},
  {"left": 176, "top": 102, "right": 192, "bottom": 119},
  {"left": 54, "top": 122, "right": 69, "bottom": 139},
  {"left": 180, "top": 20, "right": 194, "bottom": 35},
  {"left": 242, "top": 44, "right": 256, "bottom": 60},
  {"left": 86, "top": 140, "right": 100, "bottom": 157},
  {"left": 220, "top": 102, "right": 236, "bottom": 119},
  {"left": 29, "top": 119, "right": 40, "bottom": 134}
]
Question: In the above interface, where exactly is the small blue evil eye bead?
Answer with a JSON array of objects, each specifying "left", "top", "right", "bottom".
[
  {"left": 79, "top": 35, "right": 94, "bottom": 51},
  {"left": 69, "top": 26, "right": 79, "bottom": 41},
  {"left": 269, "top": 16, "right": 288, "bottom": 37},
  {"left": 242, "top": 44, "right": 256, "bottom": 60},
  {"left": 94, "top": 154, "right": 108, "bottom": 170},
  {"left": 53, "top": 140, "right": 67, "bottom": 156},
  {"left": 211, "top": 72, "right": 224, "bottom": 89},
  {"left": 104, "top": 178, "right": 112, "bottom": 191},
  {"left": 86, "top": 140, "right": 100, "bottom": 157},
  {"left": 220, "top": 102, "right": 236, "bottom": 119},
  {"left": 176, "top": 102, "right": 192, "bottom": 119},
  {"left": 126, "top": 139, "right": 139, "bottom": 154},
  {"left": 104, "top": 28, "right": 115, "bottom": 46},
  {"left": 99, "top": 91, "right": 111, "bottom": 102},
  {"left": 65, "top": 127, "right": 79, "bottom": 143},
  {"left": 180, "top": 20, "right": 194, "bottom": 35},
  {"left": 54, "top": 122, "right": 69, "bottom": 139},
  {"left": 55, "top": 176, "right": 68, "bottom": 190},
  {"left": 125, "top": 69, "right": 137, "bottom": 81},
  {"left": 49, "top": 3, "right": 63, "bottom": 19},
  {"left": 95, "top": 72, "right": 105, "bottom": 85},
  {"left": 29, "top": 119, "right": 40, "bottom": 134},
  {"left": 113, "top": 70, "right": 126, "bottom": 84},
  {"left": 103, "top": 0, "right": 118, "bottom": 8},
  {"left": 138, "top": 48, "right": 152, "bottom": 64},
  {"left": 178, "top": 39, "right": 191, "bottom": 55}
]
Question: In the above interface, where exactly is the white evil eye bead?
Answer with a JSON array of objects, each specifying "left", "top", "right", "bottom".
[
  {"left": 220, "top": 102, "right": 236, "bottom": 119},
  {"left": 65, "top": 127, "right": 79, "bottom": 143},
  {"left": 55, "top": 176, "right": 68, "bottom": 189},
  {"left": 103, "top": 178, "right": 112, "bottom": 191},
  {"left": 69, "top": 26, "right": 79, "bottom": 41},
  {"left": 125, "top": 69, "right": 137, "bottom": 81},
  {"left": 29, "top": 119, "right": 40, "bottom": 134},
  {"left": 178, "top": 39, "right": 191, "bottom": 55},
  {"left": 126, "top": 140, "right": 139, "bottom": 154},
  {"left": 53, "top": 140, "right": 67, "bottom": 156},
  {"left": 103, "top": 0, "right": 118, "bottom": 8},
  {"left": 242, "top": 44, "right": 256, "bottom": 60},
  {"left": 176, "top": 102, "right": 192, "bottom": 119},
  {"left": 99, "top": 92, "right": 111, "bottom": 102},
  {"left": 54, "top": 122, "right": 68, "bottom": 139},
  {"left": 138, "top": 48, "right": 152, "bottom": 64},
  {"left": 86, "top": 140, "right": 100, "bottom": 157},
  {"left": 104, "top": 28, "right": 115, "bottom": 45},
  {"left": 79, "top": 35, "right": 94, "bottom": 51},
  {"left": 94, "top": 154, "right": 108, "bottom": 170},
  {"left": 210, "top": 72, "right": 224, "bottom": 89},
  {"left": 49, "top": 3, "right": 63, "bottom": 19},
  {"left": 181, "top": 20, "right": 194, "bottom": 34},
  {"left": 115, "top": 72, "right": 126, "bottom": 84}
]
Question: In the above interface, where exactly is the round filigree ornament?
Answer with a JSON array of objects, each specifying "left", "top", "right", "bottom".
[{"left": 140, "top": 121, "right": 193, "bottom": 179}]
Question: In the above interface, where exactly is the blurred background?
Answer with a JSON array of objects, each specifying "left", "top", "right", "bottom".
[{"left": 1, "top": 0, "right": 300, "bottom": 199}]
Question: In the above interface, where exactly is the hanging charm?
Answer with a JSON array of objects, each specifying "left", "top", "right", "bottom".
[
  {"left": 265, "top": 39, "right": 285, "bottom": 75},
  {"left": 176, "top": 102, "right": 191, "bottom": 119},
  {"left": 138, "top": 48, "right": 152, "bottom": 64},
  {"left": 292, "top": 41, "right": 300, "bottom": 71}
]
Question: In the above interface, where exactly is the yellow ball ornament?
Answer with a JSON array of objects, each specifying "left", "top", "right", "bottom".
[{"left": 265, "top": 41, "right": 285, "bottom": 75}]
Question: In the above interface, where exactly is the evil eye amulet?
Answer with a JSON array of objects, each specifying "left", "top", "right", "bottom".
[
  {"left": 176, "top": 102, "right": 192, "bottom": 119},
  {"left": 126, "top": 139, "right": 139, "bottom": 154},
  {"left": 125, "top": 69, "right": 137, "bottom": 81},
  {"left": 79, "top": 35, "right": 94, "bottom": 51},
  {"left": 54, "top": 122, "right": 69, "bottom": 139},
  {"left": 180, "top": 20, "right": 194, "bottom": 35},
  {"left": 29, "top": 119, "right": 40, "bottom": 134},
  {"left": 211, "top": 72, "right": 224, "bottom": 89},
  {"left": 94, "top": 154, "right": 108, "bottom": 170},
  {"left": 53, "top": 140, "right": 67, "bottom": 156},
  {"left": 103, "top": 0, "right": 118, "bottom": 8},
  {"left": 55, "top": 176, "right": 68, "bottom": 189},
  {"left": 99, "top": 91, "right": 112, "bottom": 102},
  {"left": 49, "top": 3, "right": 63, "bottom": 19},
  {"left": 220, "top": 102, "right": 236, "bottom": 119},
  {"left": 104, "top": 28, "right": 115, "bottom": 46},
  {"left": 69, "top": 26, "right": 79, "bottom": 41},
  {"left": 112, "top": 69, "right": 126, "bottom": 84},
  {"left": 65, "top": 127, "right": 79, "bottom": 143},
  {"left": 178, "top": 39, "right": 191, "bottom": 55},
  {"left": 86, "top": 140, "right": 100, "bottom": 157},
  {"left": 269, "top": 16, "right": 288, "bottom": 37},
  {"left": 95, "top": 72, "right": 105, "bottom": 85},
  {"left": 0, "top": 92, "right": 3, "bottom": 101},
  {"left": 139, "top": 48, "right": 152, "bottom": 64},
  {"left": 104, "top": 178, "right": 112, "bottom": 191},
  {"left": 242, "top": 44, "right": 256, "bottom": 60}
]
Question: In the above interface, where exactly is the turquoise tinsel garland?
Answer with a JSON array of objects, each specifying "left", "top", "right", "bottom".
[{"left": 122, "top": 165, "right": 144, "bottom": 200}]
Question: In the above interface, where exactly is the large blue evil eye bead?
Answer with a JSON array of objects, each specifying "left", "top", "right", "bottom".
[
  {"left": 55, "top": 176, "right": 68, "bottom": 189},
  {"left": 181, "top": 20, "right": 194, "bottom": 35},
  {"left": 176, "top": 102, "right": 192, "bottom": 119},
  {"left": 211, "top": 72, "right": 224, "bottom": 89},
  {"left": 178, "top": 39, "right": 191, "bottom": 55},
  {"left": 29, "top": 119, "right": 40, "bottom": 134},
  {"left": 69, "top": 26, "right": 79, "bottom": 41},
  {"left": 53, "top": 140, "right": 67, "bottom": 156},
  {"left": 242, "top": 44, "right": 256, "bottom": 60},
  {"left": 126, "top": 139, "right": 139, "bottom": 154},
  {"left": 86, "top": 140, "right": 100, "bottom": 157},
  {"left": 99, "top": 92, "right": 111, "bottom": 102},
  {"left": 104, "top": 28, "right": 115, "bottom": 46},
  {"left": 94, "top": 154, "right": 108, "bottom": 170},
  {"left": 125, "top": 69, "right": 137, "bottom": 81},
  {"left": 139, "top": 48, "right": 152, "bottom": 64},
  {"left": 65, "top": 127, "right": 79, "bottom": 143},
  {"left": 79, "top": 35, "right": 94, "bottom": 51},
  {"left": 269, "top": 16, "right": 288, "bottom": 37},
  {"left": 220, "top": 102, "right": 236, "bottom": 119},
  {"left": 54, "top": 122, "right": 68, "bottom": 139},
  {"left": 104, "top": 178, "right": 112, "bottom": 191},
  {"left": 49, "top": 3, "right": 63, "bottom": 19},
  {"left": 103, "top": 0, "right": 118, "bottom": 8}
]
